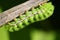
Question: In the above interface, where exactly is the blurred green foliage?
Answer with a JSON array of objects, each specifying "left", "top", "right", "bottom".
[{"left": 0, "top": 0, "right": 60, "bottom": 40}]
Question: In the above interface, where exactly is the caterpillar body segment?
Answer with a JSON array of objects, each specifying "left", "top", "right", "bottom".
[{"left": 2, "top": 2, "right": 54, "bottom": 32}]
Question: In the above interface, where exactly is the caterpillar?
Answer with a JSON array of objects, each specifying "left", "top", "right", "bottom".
[{"left": 2, "top": 2, "right": 54, "bottom": 32}]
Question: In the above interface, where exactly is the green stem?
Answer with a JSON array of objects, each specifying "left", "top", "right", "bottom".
[{"left": 0, "top": 27, "right": 10, "bottom": 40}]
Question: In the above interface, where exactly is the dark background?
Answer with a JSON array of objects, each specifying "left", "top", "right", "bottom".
[{"left": 0, "top": 0, "right": 60, "bottom": 40}]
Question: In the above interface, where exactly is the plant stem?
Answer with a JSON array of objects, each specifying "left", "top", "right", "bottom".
[{"left": 0, "top": 27, "right": 10, "bottom": 40}]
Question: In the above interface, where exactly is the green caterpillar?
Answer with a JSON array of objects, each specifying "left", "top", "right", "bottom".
[{"left": 2, "top": 2, "right": 54, "bottom": 32}]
